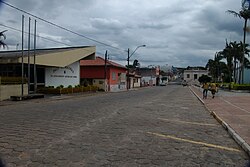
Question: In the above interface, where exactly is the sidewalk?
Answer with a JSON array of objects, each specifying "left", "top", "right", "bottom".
[
  {"left": 190, "top": 86, "right": 250, "bottom": 156},
  {"left": 0, "top": 92, "right": 102, "bottom": 106}
]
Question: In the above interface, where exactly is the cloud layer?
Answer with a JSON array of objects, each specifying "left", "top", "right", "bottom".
[{"left": 0, "top": 0, "right": 246, "bottom": 67}]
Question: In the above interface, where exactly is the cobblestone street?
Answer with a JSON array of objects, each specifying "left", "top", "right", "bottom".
[{"left": 0, "top": 86, "right": 249, "bottom": 166}]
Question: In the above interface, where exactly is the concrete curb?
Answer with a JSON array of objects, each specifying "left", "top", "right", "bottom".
[
  {"left": 189, "top": 86, "right": 250, "bottom": 157},
  {"left": 189, "top": 86, "right": 204, "bottom": 105}
]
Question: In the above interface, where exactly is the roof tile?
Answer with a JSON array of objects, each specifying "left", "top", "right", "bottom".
[{"left": 80, "top": 56, "right": 126, "bottom": 69}]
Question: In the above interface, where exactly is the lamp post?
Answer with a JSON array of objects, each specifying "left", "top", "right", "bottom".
[{"left": 127, "top": 45, "right": 146, "bottom": 90}]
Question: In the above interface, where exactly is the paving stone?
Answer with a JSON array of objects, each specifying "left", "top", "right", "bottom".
[{"left": 0, "top": 86, "right": 249, "bottom": 166}]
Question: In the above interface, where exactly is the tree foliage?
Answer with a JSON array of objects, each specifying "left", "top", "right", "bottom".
[
  {"left": 227, "top": 5, "right": 250, "bottom": 83},
  {"left": 218, "top": 40, "right": 250, "bottom": 83},
  {"left": 0, "top": 30, "right": 8, "bottom": 49},
  {"left": 206, "top": 52, "right": 227, "bottom": 82},
  {"left": 198, "top": 75, "right": 211, "bottom": 83}
]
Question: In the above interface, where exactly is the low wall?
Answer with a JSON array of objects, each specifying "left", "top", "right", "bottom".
[
  {"left": 110, "top": 84, "right": 126, "bottom": 92},
  {"left": 93, "top": 79, "right": 106, "bottom": 91},
  {"left": 0, "top": 84, "right": 28, "bottom": 101}
]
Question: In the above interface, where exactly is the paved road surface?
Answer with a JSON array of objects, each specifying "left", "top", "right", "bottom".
[{"left": 0, "top": 85, "right": 249, "bottom": 166}]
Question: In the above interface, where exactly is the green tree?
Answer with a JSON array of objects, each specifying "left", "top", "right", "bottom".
[
  {"left": 198, "top": 75, "right": 211, "bottom": 84},
  {"left": 219, "top": 41, "right": 233, "bottom": 83},
  {"left": 132, "top": 59, "right": 140, "bottom": 68},
  {"left": 206, "top": 52, "right": 224, "bottom": 82},
  {"left": 237, "top": 41, "right": 250, "bottom": 83},
  {"left": 222, "top": 41, "right": 250, "bottom": 83},
  {"left": 227, "top": 4, "right": 250, "bottom": 83},
  {"left": 0, "top": 30, "right": 8, "bottom": 48},
  {"left": 229, "top": 41, "right": 240, "bottom": 82}
]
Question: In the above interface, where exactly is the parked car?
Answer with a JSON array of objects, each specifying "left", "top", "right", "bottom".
[{"left": 160, "top": 82, "right": 167, "bottom": 86}]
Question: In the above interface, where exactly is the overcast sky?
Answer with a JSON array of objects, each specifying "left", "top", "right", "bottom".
[{"left": 0, "top": 0, "right": 247, "bottom": 67}]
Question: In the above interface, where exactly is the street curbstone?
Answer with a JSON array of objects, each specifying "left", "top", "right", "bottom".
[
  {"left": 189, "top": 86, "right": 205, "bottom": 105},
  {"left": 189, "top": 86, "right": 250, "bottom": 157},
  {"left": 221, "top": 121, "right": 229, "bottom": 129},
  {"left": 227, "top": 126, "right": 236, "bottom": 136},
  {"left": 211, "top": 111, "right": 223, "bottom": 124},
  {"left": 232, "top": 132, "right": 245, "bottom": 146},
  {"left": 242, "top": 143, "right": 250, "bottom": 156}
]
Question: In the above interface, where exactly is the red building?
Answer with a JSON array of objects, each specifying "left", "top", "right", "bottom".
[{"left": 80, "top": 57, "right": 127, "bottom": 92}]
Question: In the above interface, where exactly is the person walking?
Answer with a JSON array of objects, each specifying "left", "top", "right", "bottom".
[
  {"left": 202, "top": 82, "right": 209, "bottom": 99},
  {"left": 210, "top": 83, "right": 217, "bottom": 99}
]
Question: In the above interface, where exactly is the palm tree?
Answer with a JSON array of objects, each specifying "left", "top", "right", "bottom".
[
  {"left": 229, "top": 41, "right": 238, "bottom": 82},
  {"left": 227, "top": 41, "right": 245, "bottom": 82},
  {"left": 218, "top": 40, "right": 250, "bottom": 83},
  {"left": 227, "top": 4, "right": 250, "bottom": 83},
  {"left": 0, "top": 30, "right": 8, "bottom": 48},
  {"left": 206, "top": 52, "right": 224, "bottom": 82},
  {"left": 219, "top": 41, "right": 233, "bottom": 83},
  {"left": 237, "top": 41, "right": 250, "bottom": 82}
]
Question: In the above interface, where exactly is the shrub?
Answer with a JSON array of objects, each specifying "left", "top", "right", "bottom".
[
  {"left": 38, "top": 87, "right": 61, "bottom": 94},
  {"left": 0, "top": 76, "right": 28, "bottom": 84},
  {"left": 232, "top": 84, "right": 250, "bottom": 90},
  {"left": 198, "top": 75, "right": 211, "bottom": 83},
  {"left": 38, "top": 85, "right": 99, "bottom": 94},
  {"left": 75, "top": 84, "right": 81, "bottom": 88}
]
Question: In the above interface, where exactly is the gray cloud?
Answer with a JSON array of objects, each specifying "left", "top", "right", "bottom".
[{"left": 0, "top": 0, "right": 247, "bottom": 67}]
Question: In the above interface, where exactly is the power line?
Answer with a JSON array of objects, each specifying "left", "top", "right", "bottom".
[
  {"left": 1, "top": 1, "right": 124, "bottom": 51},
  {"left": 0, "top": 23, "right": 72, "bottom": 47}
]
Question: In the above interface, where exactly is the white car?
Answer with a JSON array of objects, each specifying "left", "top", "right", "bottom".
[{"left": 160, "top": 81, "right": 167, "bottom": 86}]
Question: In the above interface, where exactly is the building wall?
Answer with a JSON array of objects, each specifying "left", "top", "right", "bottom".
[
  {"left": 133, "top": 78, "right": 141, "bottom": 88},
  {"left": 183, "top": 70, "right": 208, "bottom": 84},
  {"left": 93, "top": 79, "right": 106, "bottom": 91},
  {"left": 45, "top": 61, "right": 80, "bottom": 87},
  {"left": 243, "top": 68, "right": 250, "bottom": 84},
  {"left": 80, "top": 66, "right": 106, "bottom": 79},
  {"left": 109, "top": 68, "right": 126, "bottom": 91},
  {"left": 80, "top": 66, "right": 126, "bottom": 92},
  {"left": 0, "top": 84, "right": 28, "bottom": 101},
  {"left": 141, "top": 76, "right": 156, "bottom": 86}
]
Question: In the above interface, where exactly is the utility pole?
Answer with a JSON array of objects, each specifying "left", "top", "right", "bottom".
[
  {"left": 34, "top": 20, "right": 37, "bottom": 93},
  {"left": 127, "top": 48, "right": 130, "bottom": 90},
  {"left": 104, "top": 50, "right": 107, "bottom": 79},
  {"left": 21, "top": 15, "right": 24, "bottom": 97},
  {"left": 126, "top": 45, "right": 146, "bottom": 90},
  {"left": 28, "top": 17, "right": 31, "bottom": 94},
  {"left": 104, "top": 50, "right": 108, "bottom": 91}
]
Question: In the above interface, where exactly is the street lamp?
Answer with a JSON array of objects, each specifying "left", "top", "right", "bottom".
[{"left": 127, "top": 45, "right": 146, "bottom": 90}]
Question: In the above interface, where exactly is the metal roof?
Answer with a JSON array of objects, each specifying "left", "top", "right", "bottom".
[{"left": 0, "top": 46, "right": 96, "bottom": 67}]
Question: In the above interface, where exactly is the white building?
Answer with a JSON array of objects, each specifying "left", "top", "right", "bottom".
[
  {"left": 0, "top": 46, "right": 96, "bottom": 88},
  {"left": 183, "top": 69, "right": 208, "bottom": 85}
]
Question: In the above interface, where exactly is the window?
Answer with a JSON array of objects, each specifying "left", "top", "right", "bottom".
[
  {"left": 112, "top": 72, "right": 116, "bottom": 80},
  {"left": 187, "top": 74, "right": 190, "bottom": 78},
  {"left": 134, "top": 78, "right": 138, "bottom": 83},
  {"left": 194, "top": 74, "right": 198, "bottom": 80}
]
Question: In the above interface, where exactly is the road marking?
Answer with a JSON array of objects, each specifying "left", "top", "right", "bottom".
[
  {"left": 147, "top": 132, "right": 241, "bottom": 152},
  {"left": 158, "top": 118, "right": 218, "bottom": 126},
  {"left": 220, "top": 98, "right": 250, "bottom": 114}
]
